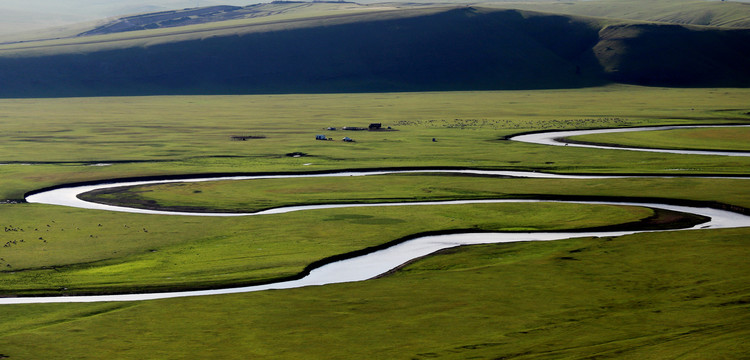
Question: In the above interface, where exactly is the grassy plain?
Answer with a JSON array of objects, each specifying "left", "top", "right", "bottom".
[
  {"left": 0, "top": 202, "right": 652, "bottom": 295},
  {"left": 0, "top": 86, "right": 749, "bottom": 358},
  {"left": 0, "top": 229, "right": 748, "bottom": 359},
  {"left": 1, "top": 85, "right": 750, "bottom": 200}
]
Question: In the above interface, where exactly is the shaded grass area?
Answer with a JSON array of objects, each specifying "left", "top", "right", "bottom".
[
  {"left": 2, "top": 4, "right": 750, "bottom": 96},
  {"left": 0, "top": 202, "right": 653, "bottom": 296},
  {"left": 0, "top": 228, "right": 747, "bottom": 359},
  {"left": 0, "top": 6, "right": 610, "bottom": 97}
]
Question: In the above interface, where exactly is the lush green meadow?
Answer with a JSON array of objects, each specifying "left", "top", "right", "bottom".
[
  {"left": 1, "top": 229, "right": 748, "bottom": 359},
  {"left": 1, "top": 86, "right": 749, "bottom": 358},
  {"left": 0, "top": 201, "right": 656, "bottom": 296},
  {"left": 1, "top": 85, "right": 750, "bottom": 200}
]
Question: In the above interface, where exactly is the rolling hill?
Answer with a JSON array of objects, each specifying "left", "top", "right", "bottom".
[
  {"left": 0, "top": 3, "right": 748, "bottom": 97},
  {"left": 487, "top": 0, "right": 750, "bottom": 29}
]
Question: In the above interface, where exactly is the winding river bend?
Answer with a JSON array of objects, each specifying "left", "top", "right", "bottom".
[
  {"left": 5, "top": 125, "right": 750, "bottom": 304},
  {"left": 510, "top": 124, "right": 750, "bottom": 156}
]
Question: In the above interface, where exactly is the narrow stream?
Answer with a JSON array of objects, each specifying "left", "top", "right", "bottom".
[
  {"left": 509, "top": 124, "right": 750, "bottom": 156},
  {"left": 7, "top": 171, "right": 750, "bottom": 304},
  {"left": 5, "top": 125, "right": 750, "bottom": 304}
]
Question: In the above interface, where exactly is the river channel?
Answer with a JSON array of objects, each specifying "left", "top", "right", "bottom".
[
  {"left": 4, "top": 125, "right": 750, "bottom": 304},
  {"left": 510, "top": 124, "right": 750, "bottom": 156}
]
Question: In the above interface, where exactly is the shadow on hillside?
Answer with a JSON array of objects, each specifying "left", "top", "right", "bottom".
[{"left": 0, "top": 7, "right": 748, "bottom": 97}]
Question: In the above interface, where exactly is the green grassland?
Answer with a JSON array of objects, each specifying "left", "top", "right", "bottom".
[
  {"left": 1, "top": 229, "right": 748, "bottom": 359},
  {"left": 0, "top": 86, "right": 749, "bottom": 358},
  {"left": 1, "top": 85, "right": 749, "bottom": 199},
  {"left": 0, "top": 202, "right": 653, "bottom": 296}
]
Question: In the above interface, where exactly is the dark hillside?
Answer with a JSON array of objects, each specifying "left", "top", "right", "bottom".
[
  {"left": 0, "top": 6, "right": 749, "bottom": 97},
  {"left": 0, "top": 7, "right": 605, "bottom": 97},
  {"left": 594, "top": 24, "right": 750, "bottom": 87}
]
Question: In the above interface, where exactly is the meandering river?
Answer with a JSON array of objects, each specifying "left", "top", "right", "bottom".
[
  {"left": 4, "top": 125, "right": 750, "bottom": 304},
  {"left": 510, "top": 124, "right": 750, "bottom": 156}
]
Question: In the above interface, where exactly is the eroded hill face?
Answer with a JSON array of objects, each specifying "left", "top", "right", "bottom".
[
  {"left": 77, "top": 3, "right": 394, "bottom": 37},
  {"left": 0, "top": 5, "right": 748, "bottom": 97},
  {"left": 78, "top": 5, "right": 247, "bottom": 36},
  {"left": 594, "top": 23, "right": 750, "bottom": 86}
]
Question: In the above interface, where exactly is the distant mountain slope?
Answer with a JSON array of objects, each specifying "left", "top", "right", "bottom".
[
  {"left": 0, "top": 6, "right": 748, "bottom": 97},
  {"left": 595, "top": 23, "right": 750, "bottom": 86},
  {"left": 490, "top": 0, "right": 750, "bottom": 29},
  {"left": 77, "top": 2, "right": 386, "bottom": 36},
  {"left": 0, "top": 1, "right": 254, "bottom": 36},
  {"left": 0, "top": 2, "right": 395, "bottom": 43},
  {"left": 78, "top": 5, "right": 247, "bottom": 36}
]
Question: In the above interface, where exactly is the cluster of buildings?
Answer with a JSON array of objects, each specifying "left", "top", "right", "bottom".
[{"left": 316, "top": 123, "right": 392, "bottom": 142}]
